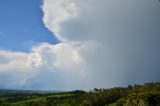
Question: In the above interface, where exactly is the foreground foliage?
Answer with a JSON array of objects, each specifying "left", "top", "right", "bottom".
[{"left": 85, "top": 82, "right": 160, "bottom": 106}]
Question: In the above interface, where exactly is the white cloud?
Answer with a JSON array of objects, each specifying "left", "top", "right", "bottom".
[
  {"left": 42, "top": 0, "right": 79, "bottom": 41},
  {"left": 28, "top": 42, "right": 86, "bottom": 72},
  {"left": 0, "top": 50, "right": 29, "bottom": 73},
  {"left": 0, "top": 50, "right": 32, "bottom": 88},
  {"left": 0, "top": 0, "right": 160, "bottom": 90},
  {"left": 0, "top": 43, "right": 87, "bottom": 90}
]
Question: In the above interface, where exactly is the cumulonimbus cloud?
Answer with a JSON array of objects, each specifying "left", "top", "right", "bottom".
[
  {"left": 42, "top": 0, "right": 160, "bottom": 88},
  {"left": 0, "top": 0, "right": 160, "bottom": 90}
]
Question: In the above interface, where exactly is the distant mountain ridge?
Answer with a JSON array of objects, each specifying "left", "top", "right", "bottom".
[{"left": 0, "top": 89, "right": 62, "bottom": 94}]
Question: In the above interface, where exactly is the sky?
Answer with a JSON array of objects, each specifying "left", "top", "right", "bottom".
[
  {"left": 0, "top": 0, "right": 160, "bottom": 90},
  {"left": 0, "top": 0, "right": 58, "bottom": 51}
]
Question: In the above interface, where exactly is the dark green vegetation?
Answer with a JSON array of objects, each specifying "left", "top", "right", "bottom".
[
  {"left": 85, "top": 82, "right": 160, "bottom": 106},
  {"left": 0, "top": 82, "right": 160, "bottom": 106}
]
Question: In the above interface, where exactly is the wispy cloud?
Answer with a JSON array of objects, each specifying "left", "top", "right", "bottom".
[{"left": 0, "top": 31, "right": 3, "bottom": 35}]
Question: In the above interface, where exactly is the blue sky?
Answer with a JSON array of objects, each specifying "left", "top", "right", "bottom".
[
  {"left": 0, "top": 0, "right": 58, "bottom": 51},
  {"left": 0, "top": 0, "right": 160, "bottom": 90}
]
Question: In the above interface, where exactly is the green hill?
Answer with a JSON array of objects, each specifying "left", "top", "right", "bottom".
[{"left": 116, "top": 91, "right": 160, "bottom": 106}]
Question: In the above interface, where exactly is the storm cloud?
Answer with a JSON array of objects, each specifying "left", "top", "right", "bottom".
[{"left": 0, "top": 0, "right": 160, "bottom": 90}]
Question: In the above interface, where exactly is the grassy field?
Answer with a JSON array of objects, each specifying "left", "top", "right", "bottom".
[{"left": 0, "top": 91, "right": 85, "bottom": 106}]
